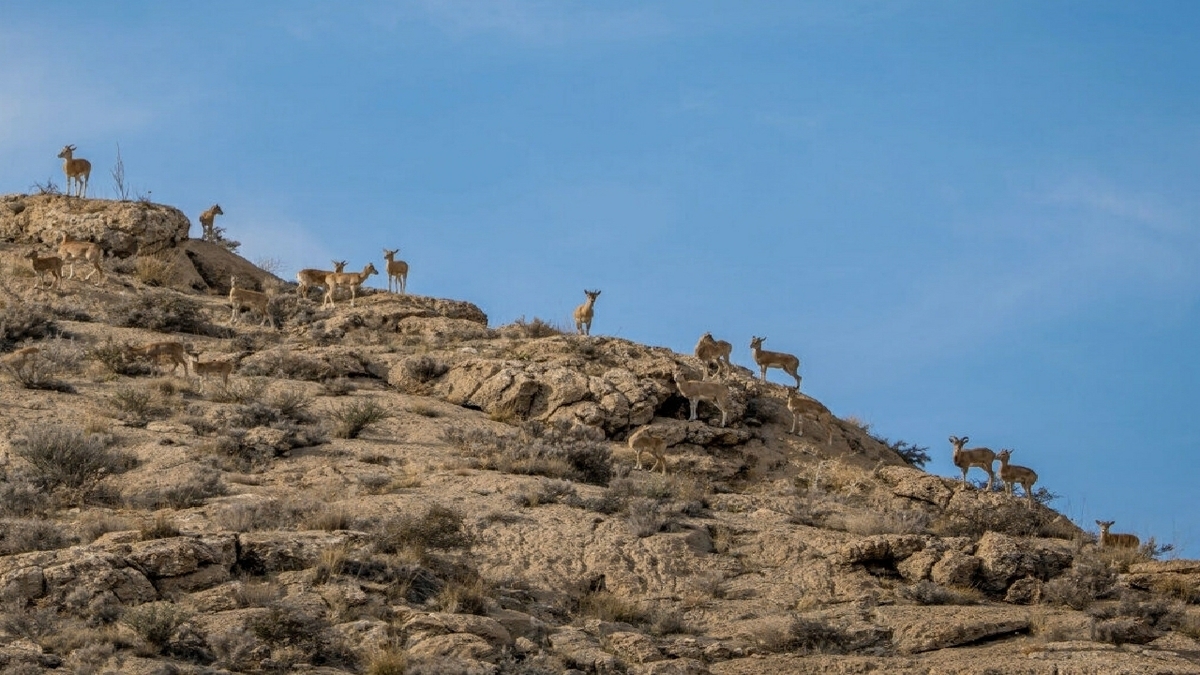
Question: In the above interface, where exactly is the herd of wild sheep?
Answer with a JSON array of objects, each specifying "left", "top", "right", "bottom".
[{"left": 8, "top": 144, "right": 1144, "bottom": 550}]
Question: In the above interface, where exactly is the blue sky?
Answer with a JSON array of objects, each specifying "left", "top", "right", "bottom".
[{"left": 3, "top": 2, "right": 1198, "bottom": 554}]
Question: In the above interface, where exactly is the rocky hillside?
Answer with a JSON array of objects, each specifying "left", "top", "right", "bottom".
[{"left": 0, "top": 194, "right": 1196, "bottom": 674}]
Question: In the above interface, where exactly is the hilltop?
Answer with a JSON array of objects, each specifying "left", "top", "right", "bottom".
[{"left": 0, "top": 193, "right": 1197, "bottom": 674}]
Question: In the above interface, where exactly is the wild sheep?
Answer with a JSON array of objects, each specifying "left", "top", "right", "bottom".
[
  {"left": 22, "top": 250, "right": 63, "bottom": 290},
  {"left": 694, "top": 332, "right": 732, "bottom": 378},
  {"left": 57, "top": 232, "right": 105, "bottom": 281},
  {"left": 322, "top": 263, "right": 378, "bottom": 308},
  {"left": 1096, "top": 520, "right": 1140, "bottom": 549},
  {"left": 1, "top": 347, "right": 41, "bottom": 374},
  {"left": 628, "top": 426, "right": 669, "bottom": 474},
  {"left": 785, "top": 386, "right": 834, "bottom": 445},
  {"left": 296, "top": 260, "right": 347, "bottom": 298},
  {"left": 948, "top": 435, "right": 996, "bottom": 490},
  {"left": 673, "top": 371, "right": 731, "bottom": 428},
  {"left": 229, "top": 276, "right": 276, "bottom": 328},
  {"left": 57, "top": 145, "right": 91, "bottom": 197},
  {"left": 186, "top": 353, "right": 234, "bottom": 387},
  {"left": 996, "top": 448, "right": 1038, "bottom": 506},
  {"left": 573, "top": 289, "right": 601, "bottom": 336},
  {"left": 125, "top": 341, "right": 190, "bottom": 376},
  {"left": 749, "top": 336, "right": 801, "bottom": 388},
  {"left": 199, "top": 204, "right": 224, "bottom": 241},
  {"left": 382, "top": 248, "right": 409, "bottom": 294}
]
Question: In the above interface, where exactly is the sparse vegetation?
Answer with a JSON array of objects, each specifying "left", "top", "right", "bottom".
[
  {"left": 373, "top": 504, "right": 472, "bottom": 557},
  {"left": 499, "top": 316, "right": 569, "bottom": 339},
  {"left": 134, "top": 255, "right": 173, "bottom": 286},
  {"left": 10, "top": 424, "right": 136, "bottom": 497},
  {"left": 107, "top": 383, "right": 171, "bottom": 426},
  {"left": 329, "top": 397, "right": 391, "bottom": 439},
  {"left": 0, "top": 194, "right": 1191, "bottom": 674},
  {"left": 121, "top": 601, "right": 192, "bottom": 652},
  {"left": 443, "top": 420, "right": 613, "bottom": 486},
  {"left": 108, "top": 291, "right": 225, "bottom": 336},
  {"left": 0, "top": 303, "right": 57, "bottom": 351},
  {"left": 0, "top": 518, "right": 72, "bottom": 555}
]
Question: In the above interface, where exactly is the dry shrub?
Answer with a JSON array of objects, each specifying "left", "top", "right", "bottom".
[
  {"left": 0, "top": 471, "right": 50, "bottom": 517},
  {"left": 366, "top": 647, "right": 408, "bottom": 675},
  {"left": 268, "top": 387, "right": 315, "bottom": 423},
  {"left": 122, "top": 601, "right": 192, "bottom": 653},
  {"left": 3, "top": 343, "right": 75, "bottom": 392},
  {"left": 404, "top": 355, "right": 448, "bottom": 384},
  {"left": 0, "top": 518, "right": 72, "bottom": 555},
  {"left": 498, "top": 316, "right": 568, "bottom": 339},
  {"left": 322, "top": 377, "right": 355, "bottom": 395},
  {"left": 303, "top": 506, "right": 358, "bottom": 531},
  {"left": 240, "top": 349, "right": 330, "bottom": 381},
  {"left": 234, "top": 580, "right": 285, "bottom": 608},
  {"left": 108, "top": 291, "right": 227, "bottom": 336},
  {"left": 931, "top": 498, "right": 1072, "bottom": 539},
  {"left": 1041, "top": 549, "right": 1117, "bottom": 610},
  {"left": 88, "top": 337, "right": 153, "bottom": 376},
  {"left": 139, "top": 514, "right": 181, "bottom": 540},
  {"left": 577, "top": 590, "right": 646, "bottom": 624},
  {"left": 373, "top": 504, "right": 472, "bottom": 557},
  {"left": 79, "top": 512, "right": 134, "bottom": 542},
  {"left": 107, "top": 383, "right": 171, "bottom": 426},
  {"left": 509, "top": 478, "right": 579, "bottom": 508},
  {"left": 433, "top": 573, "right": 491, "bottom": 616},
  {"left": 443, "top": 421, "right": 613, "bottom": 486},
  {"left": 206, "top": 377, "right": 269, "bottom": 404},
  {"left": 899, "top": 580, "right": 980, "bottom": 605},
  {"left": 0, "top": 303, "right": 56, "bottom": 351},
  {"left": 134, "top": 255, "right": 172, "bottom": 286},
  {"left": 329, "top": 397, "right": 391, "bottom": 439},
  {"left": 128, "top": 469, "right": 226, "bottom": 510},
  {"left": 249, "top": 604, "right": 355, "bottom": 668},
  {"left": 1089, "top": 593, "right": 1183, "bottom": 645},
  {"left": 625, "top": 497, "right": 684, "bottom": 538},
  {"left": 755, "top": 614, "right": 855, "bottom": 655},
  {"left": 11, "top": 424, "right": 135, "bottom": 494}
]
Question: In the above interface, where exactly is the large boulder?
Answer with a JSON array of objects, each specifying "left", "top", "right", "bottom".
[
  {"left": 874, "top": 606, "right": 1030, "bottom": 654},
  {"left": 1123, "top": 559, "right": 1200, "bottom": 600},
  {"left": 974, "top": 532, "right": 1074, "bottom": 593},
  {"left": 0, "top": 193, "right": 189, "bottom": 256}
]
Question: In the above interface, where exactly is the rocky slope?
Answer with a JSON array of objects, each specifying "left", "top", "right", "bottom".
[{"left": 0, "top": 194, "right": 1196, "bottom": 674}]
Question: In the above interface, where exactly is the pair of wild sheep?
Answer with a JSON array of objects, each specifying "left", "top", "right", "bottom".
[
  {"left": 948, "top": 435, "right": 1039, "bottom": 505},
  {"left": 122, "top": 340, "right": 234, "bottom": 386},
  {"left": 23, "top": 232, "right": 107, "bottom": 290},
  {"left": 295, "top": 248, "right": 409, "bottom": 307}
]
